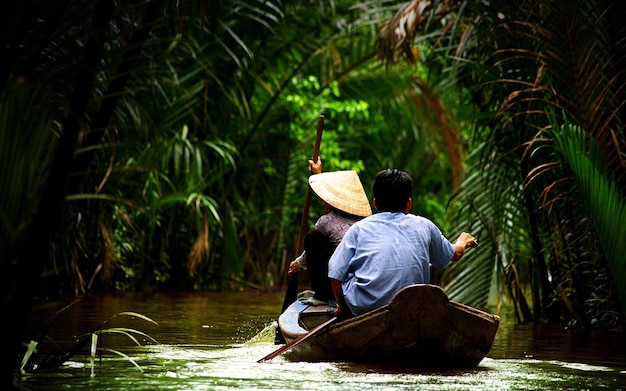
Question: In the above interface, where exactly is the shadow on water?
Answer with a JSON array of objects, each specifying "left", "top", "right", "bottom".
[{"left": 16, "top": 290, "right": 626, "bottom": 390}]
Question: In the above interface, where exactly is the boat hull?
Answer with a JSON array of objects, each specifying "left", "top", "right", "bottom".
[{"left": 278, "top": 284, "right": 500, "bottom": 368}]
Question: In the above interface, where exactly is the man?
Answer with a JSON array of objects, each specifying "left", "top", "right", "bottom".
[{"left": 327, "top": 168, "right": 478, "bottom": 317}]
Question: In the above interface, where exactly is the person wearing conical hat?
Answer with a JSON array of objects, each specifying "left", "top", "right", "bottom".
[{"left": 288, "top": 158, "right": 371, "bottom": 303}]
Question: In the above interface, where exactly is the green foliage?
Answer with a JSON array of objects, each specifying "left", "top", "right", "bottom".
[
  {"left": 0, "top": 1, "right": 483, "bottom": 304},
  {"left": 2, "top": 4, "right": 625, "bottom": 378},
  {"left": 549, "top": 124, "right": 626, "bottom": 321},
  {"left": 442, "top": 142, "right": 535, "bottom": 315},
  {"left": 0, "top": 78, "right": 54, "bottom": 264},
  {"left": 378, "top": 0, "right": 626, "bottom": 328}
]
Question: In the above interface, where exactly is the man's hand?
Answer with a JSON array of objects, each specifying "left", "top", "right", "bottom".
[
  {"left": 457, "top": 232, "right": 478, "bottom": 249},
  {"left": 451, "top": 232, "right": 478, "bottom": 261}
]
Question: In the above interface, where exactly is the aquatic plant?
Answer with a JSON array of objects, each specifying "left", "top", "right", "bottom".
[{"left": 20, "top": 306, "right": 158, "bottom": 377}]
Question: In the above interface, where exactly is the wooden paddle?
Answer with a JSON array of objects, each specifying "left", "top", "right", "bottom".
[
  {"left": 275, "top": 115, "right": 324, "bottom": 345},
  {"left": 258, "top": 316, "right": 337, "bottom": 363},
  {"left": 280, "top": 115, "right": 324, "bottom": 314}
]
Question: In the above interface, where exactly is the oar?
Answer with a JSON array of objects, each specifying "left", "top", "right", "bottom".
[
  {"left": 275, "top": 115, "right": 324, "bottom": 344},
  {"left": 258, "top": 316, "right": 337, "bottom": 363}
]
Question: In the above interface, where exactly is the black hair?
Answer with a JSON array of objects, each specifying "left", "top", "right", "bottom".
[{"left": 372, "top": 169, "right": 412, "bottom": 212}]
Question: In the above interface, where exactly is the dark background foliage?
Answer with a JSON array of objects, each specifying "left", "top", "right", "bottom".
[{"left": 3, "top": 0, "right": 626, "bottom": 386}]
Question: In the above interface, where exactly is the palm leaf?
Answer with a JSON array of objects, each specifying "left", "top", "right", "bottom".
[
  {"left": 442, "top": 142, "right": 533, "bottom": 314},
  {"left": 549, "top": 124, "right": 626, "bottom": 316}
]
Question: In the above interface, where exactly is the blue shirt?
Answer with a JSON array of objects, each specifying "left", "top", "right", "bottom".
[{"left": 327, "top": 212, "right": 455, "bottom": 315}]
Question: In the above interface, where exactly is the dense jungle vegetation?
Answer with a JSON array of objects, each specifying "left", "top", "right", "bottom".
[{"left": 2, "top": 0, "right": 626, "bottom": 384}]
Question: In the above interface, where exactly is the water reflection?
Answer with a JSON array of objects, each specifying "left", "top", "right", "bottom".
[
  {"left": 17, "top": 291, "right": 626, "bottom": 390},
  {"left": 490, "top": 318, "right": 626, "bottom": 368}
]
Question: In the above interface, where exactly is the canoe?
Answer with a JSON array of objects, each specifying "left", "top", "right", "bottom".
[{"left": 278, "top": 284, "right": 500, "bottom": 368}]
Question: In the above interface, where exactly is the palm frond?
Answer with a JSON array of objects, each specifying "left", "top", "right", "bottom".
[
  {"left": 376, "top": 0, "right": 461, "bottom": 65},
  {"left": 549, "top": 124, "right": 626, "bottom": 317},
  {"left": 442, "top": 142, "right": 533, "bottom": 314}
]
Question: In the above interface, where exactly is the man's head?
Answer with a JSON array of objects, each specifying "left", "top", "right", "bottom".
[{"left": 372, "top": 169, "right": 412, "bottom": 213}]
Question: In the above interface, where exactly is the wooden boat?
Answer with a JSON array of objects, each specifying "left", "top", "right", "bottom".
[{"left": 278, "top": 284, "right": 500, "bottom": 368}]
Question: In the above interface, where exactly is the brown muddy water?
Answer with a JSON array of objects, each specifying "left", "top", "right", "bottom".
[{"left": 15, "top": 290, "right": 626, "bottom": 390}]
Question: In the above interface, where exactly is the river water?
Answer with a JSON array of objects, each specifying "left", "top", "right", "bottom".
[{"left": 16, "top": 290, "right": 626, "bottom": 390}]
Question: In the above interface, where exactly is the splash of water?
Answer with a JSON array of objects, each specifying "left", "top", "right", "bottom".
[{"left": 244, "top": 321, "right": 277, "bottom": 344}]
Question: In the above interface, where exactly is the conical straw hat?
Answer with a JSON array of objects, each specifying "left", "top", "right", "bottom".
[{"left": 308, "top": 171, "right": 372, "bottom": 217}]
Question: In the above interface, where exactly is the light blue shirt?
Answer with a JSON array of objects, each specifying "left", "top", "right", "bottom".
[{"left": 327, "top": 212, "right": 455, "bottom": 315}]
